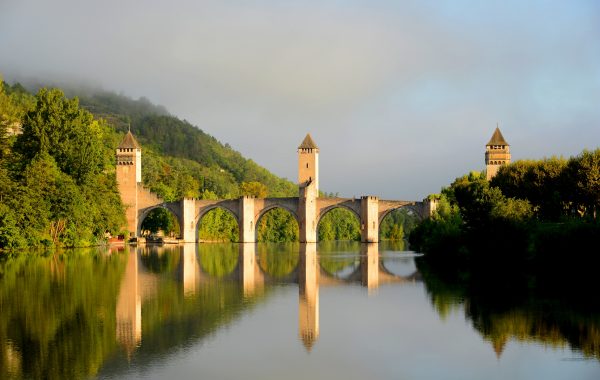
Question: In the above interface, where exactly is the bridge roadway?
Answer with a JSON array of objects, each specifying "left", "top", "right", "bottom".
[{"left": 136, "top": 185, "right": 436, "bottom": 243}]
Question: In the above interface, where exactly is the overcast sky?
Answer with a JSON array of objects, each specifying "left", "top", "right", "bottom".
[{"left": 1, "top": 0, "right": 599, "bottom": 199}]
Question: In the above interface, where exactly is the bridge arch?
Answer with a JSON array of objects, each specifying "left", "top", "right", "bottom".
[
  {"left": 138, "top": 203, "right": 183, "bottom": 238},
  {"left": 316, "top": 205, "right": 361, "bottom": 242},
  {"left": 378, "top": 203, "right": 424, "bottom": 226},
  {"left": 255, "top": 206, "right": 300, "bottom": 242},
  {"left": 378, "top": 204, "right": 423, "bottom": 242},
  {"left": 316, "top": 204, "right": 362, "bottom": 226},
  {"left": 197, "top": 205, "right": 240, "bottom": 243},
  {"left": 255, "top": 204, "right": 299, "bottom": 225},
  {"left": 196, "top": 203, "right": 240, "bottom": 225}
]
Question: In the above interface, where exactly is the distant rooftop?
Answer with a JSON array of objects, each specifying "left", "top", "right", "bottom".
[
  {"left": 118, "top": 130, "right": 141, "bottom": 149},
  {"left": 486, "top": 127, "right": 509, "bottom": 146},
  {"left": 298, "top": 133, "right": 318, "bottom": 150}
]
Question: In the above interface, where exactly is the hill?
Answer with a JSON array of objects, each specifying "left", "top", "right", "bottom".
[{"left": 0, "top": 77, "right": 408, "bottom": 247}]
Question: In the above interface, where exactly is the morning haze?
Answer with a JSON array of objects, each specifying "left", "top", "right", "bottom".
[{"left": 1, "top": 0, "right": 598, "bottom": 198}]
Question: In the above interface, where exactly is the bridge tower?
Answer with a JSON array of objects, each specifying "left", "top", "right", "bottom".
[
  {"left": 485, "top": 126, "right": 511, "bottom": 180},
  {"left": 298, "top": 133, "right": 319, "bottom": 193},
  {"left": 298, "top": 134, "right": 319, "bottom": 243},
  {"left": 116, "top": 130, "right": 142, "bottom": 236}
]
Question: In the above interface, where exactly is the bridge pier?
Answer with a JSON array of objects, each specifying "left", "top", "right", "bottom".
[
  {"left": 361, "top": 196, "right": 379, "bottom": 243},
  {"left": 239, "top": 196, "right": 256, "bottom": 243},
  {"left": 299, "top": 184, "right": 318, "bottom": 243},
  {"left": 180, "top": 198, "right": 196, "bottom": 242}
]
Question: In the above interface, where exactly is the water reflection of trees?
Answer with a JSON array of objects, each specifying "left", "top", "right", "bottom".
[
  {"left": 199, "top": 243, "right": 238, "bottom": 277},
  {"left": 417, "top": 258, "right": 600, "bottom": 360},
  {"left": 0, "top": 250, "right": 127, "bottom": 380},
  {"left": 318, "top": 241, "right": 360, "bottom": 277},
  {"left": 140, "top": 245, "right": 181, "bottom": 273},
  {"left": 257, "top": 243, "right": 299, "bottom": 278}
]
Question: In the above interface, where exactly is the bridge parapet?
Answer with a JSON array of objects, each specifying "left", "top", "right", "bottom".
[{"left": 315, "top": 197, "right": 361, "bottom": 222}]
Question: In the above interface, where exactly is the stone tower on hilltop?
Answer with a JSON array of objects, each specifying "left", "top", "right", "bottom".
[
  {"left": 116, "top": 130, "right": 142, "bottom": 236},
  {"left": 485, "top": 126, "right": 511, "bottom": 180},
  {"left": 297, "top": 133, "right": 319, "bottom": 194}
]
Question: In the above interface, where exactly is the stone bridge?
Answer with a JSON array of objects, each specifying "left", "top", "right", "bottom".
[
  {"left": 136, "top": 190, "right": 436, "bottom": 243},
  {"left": 117, "top": 132, "right": 437, "bottom": 243}
]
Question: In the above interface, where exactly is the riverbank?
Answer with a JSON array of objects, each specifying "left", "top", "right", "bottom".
[{"left": 410, "top": 217, "right": 600, "bottom": 294}]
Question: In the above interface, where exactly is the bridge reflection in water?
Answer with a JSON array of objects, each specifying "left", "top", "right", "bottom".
[{"left": 114, "top": 243, "right": 420, "bottom": 354}]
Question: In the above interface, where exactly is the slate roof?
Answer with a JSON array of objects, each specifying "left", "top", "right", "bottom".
[
  {"left": 118, "top": 131, "right": 141, "bottom": 149},
  {"left": 298, "top": 133, "right": 318, "bottom": 149},
  {"left": 486, "top": 127, "right": 509, "bottom": 146}
]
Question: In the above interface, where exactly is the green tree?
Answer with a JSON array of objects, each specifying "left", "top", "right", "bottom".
[
  {"left": 492, "top": 158, "right": 567, "bottom": 220},
  {"left": 16, "top": 88, "right": 107, "bottom": 184},
  {"left": 141, "top": 208, "right": 179, "bottom": 235},
  {"left": 565, "top": 149, "right": 600, "bottom": 219},
  {"left": 257, "top": 209, "right": 299, "bottom": 242},
  {"left": 239, "top": 181, "right": 268, "bottom": 198},
  {"left": 317, "top": 208, "right": 360, "bottom": 241}
]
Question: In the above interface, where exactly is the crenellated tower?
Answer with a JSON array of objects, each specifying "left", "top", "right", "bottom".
[
  {"left": 116, "top": 130, "right": 142, "bottom": 236},
  {"left": 485, "top": 126, "right": 511, "bottom": 180}
]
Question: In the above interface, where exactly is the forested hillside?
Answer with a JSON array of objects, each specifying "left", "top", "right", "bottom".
[
  {"left": 0, "top": 76, "right": 411, "bottom": 248},
  {"left": 74, "top": 89, "right": 298, "bottom": 199}
]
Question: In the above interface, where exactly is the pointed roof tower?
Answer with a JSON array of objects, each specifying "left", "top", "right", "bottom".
[
  {"left": 486, "top": 126, "right": 509, "bottom": 146},
  {"left": 298, "top": 133, "right": 318, "bottom": 150},
  {"left": 118, "top": 130, "right": 141, "bottom": 149}
]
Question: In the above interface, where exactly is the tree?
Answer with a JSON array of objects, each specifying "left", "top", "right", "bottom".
[
  {"left": 141, "top": 208, "right": 178, "bottom": 235},
  {"left": 566, "top": 149, "right": 600, "bottom": 219},
  {"left": 15, "top": 88, "right": 106, "bottom": 184},
  {"left": 239, "top": 181, "right": 268, "bottom": 198},
  {"left": 492, "top": 158, "right": 568, "bottom": 220}
]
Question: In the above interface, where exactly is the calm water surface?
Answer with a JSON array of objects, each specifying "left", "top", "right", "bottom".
[{"left": 1, "top": 242, "right": 599, "bottom": 379}]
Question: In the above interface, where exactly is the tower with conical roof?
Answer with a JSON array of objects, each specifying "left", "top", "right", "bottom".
[
  {"left": 298, "top": 133, "right": 319, "bottom": 194},
  {"left": 116, "top": 130, "right": 142, "bottom": 236},
  {"left": 485, "top": 126, "right": 511, "bottom": 180}
]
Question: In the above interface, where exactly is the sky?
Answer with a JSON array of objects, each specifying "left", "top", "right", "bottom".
[{"left": 1, "top": 0, "right": 599, "bottom": 199}]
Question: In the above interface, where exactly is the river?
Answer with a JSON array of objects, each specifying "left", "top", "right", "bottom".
[{"left": 1, "top": 242, "right": 598, "bottom": 379}]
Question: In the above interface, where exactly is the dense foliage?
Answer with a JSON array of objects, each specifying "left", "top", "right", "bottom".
[
  {"left": 491, "top": 154, "right": 599, "bottom": 220},
  {"left": 0, "top": 81, "right": 125, "bottom": 248},
  {"left": 410, "top": 154, "right": 600, "bottom": 291}
]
